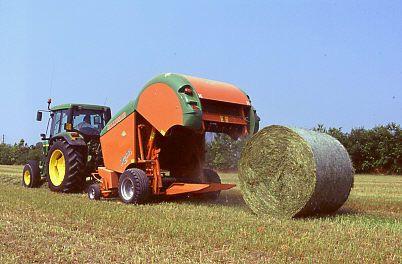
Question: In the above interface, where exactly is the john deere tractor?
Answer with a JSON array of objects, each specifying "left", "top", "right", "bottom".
[{"left": 22, "top": 99, "right": 111, "bottom": 192}]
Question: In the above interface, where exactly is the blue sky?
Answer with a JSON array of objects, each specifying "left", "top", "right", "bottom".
[{"left": 0, "top": 1, "right": 401, "bottom": 144}]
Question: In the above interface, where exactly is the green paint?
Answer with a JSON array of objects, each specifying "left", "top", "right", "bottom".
[
  {"left": 248, "top": 106, "right": 259, "bottom": 135},
  {"left": 51, "top": 103, "right": 109, "bottom": 111},
  {"left": 42, "top": 140, "right": 49, "bottom": 156},
  {"left": 53, "top": 131, "right": 84, "bottom": 141},
  {"left": 100, "top": 101, "right": 135, "bottom": 136},
  {"left": 135, "top": 73, "right": 203, "bottom": 129}
]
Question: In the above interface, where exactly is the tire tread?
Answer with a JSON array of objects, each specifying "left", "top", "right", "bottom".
[
  {"left": 47, "top": 140, "right": 86, "bottom": 193},
  {"left": 118, "top": 168, "right": 150, "bottom": 204}
]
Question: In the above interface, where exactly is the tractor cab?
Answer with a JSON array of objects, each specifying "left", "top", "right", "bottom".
[{"left": 37, "top": 102, "right": 111, "bottom": 142}]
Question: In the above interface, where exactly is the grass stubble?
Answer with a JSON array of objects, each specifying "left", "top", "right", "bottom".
[{"left": 0, "top": 165, "right": 400, "bottom": 263}]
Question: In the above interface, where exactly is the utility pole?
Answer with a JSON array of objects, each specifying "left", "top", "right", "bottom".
[{"left": 1, "top": 134, "right": 4, "bottom": 144}]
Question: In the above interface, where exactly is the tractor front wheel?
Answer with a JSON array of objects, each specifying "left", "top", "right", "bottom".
[
  {"left": 118, "top": 168, "right": 150, "bottom": 204},
  {"left": 22, "top": 160, "right": 41, "bottom": 188},
  {"left": 46, "top": 140, "right": 86, "bottom": 193}
]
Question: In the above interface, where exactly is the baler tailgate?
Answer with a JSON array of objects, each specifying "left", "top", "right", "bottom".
[
  {"left": 192, "top": 183, "right": 236, "bottom": 194},
  {"left": 165, "top": 182, "right": 236, "bottom": 196},
  {"left": 165, "top": 183, "right": 209, "bottom": 195}
]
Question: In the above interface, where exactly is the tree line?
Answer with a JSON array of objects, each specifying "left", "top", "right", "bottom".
[
  {"left": 206, "top": 123, "right": 402, "bottom": 174},
  {"left": 1, "top": 123, "right": 401, "bottom": 174},
  {"left": 0, "top": 140, "right": 42, "bottom": 165}
]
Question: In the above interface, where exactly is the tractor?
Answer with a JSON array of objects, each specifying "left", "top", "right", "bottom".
[{"left": 22, "top": 100, "right": 111, "bottom": 192}]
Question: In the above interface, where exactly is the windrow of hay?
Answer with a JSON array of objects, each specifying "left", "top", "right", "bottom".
[{"left": 238, "top": 125, "right": 354, "bottom": 218}]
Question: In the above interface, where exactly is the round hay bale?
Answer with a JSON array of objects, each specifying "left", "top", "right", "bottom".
[{"left": 238, "top": 125, "right": 354, "bottom": 218}]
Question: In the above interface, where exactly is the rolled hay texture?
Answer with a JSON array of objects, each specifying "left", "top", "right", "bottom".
[{"left": 238, "top": 125, "right": 354, "bottom": 218}]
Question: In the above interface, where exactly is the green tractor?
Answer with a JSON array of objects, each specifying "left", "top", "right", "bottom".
[{"left": 22, "top": 99, "right": 111, "bottom": 192}]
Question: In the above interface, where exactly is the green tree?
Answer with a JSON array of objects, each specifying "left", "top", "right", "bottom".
[
  {"left": 0, "top": 139, "right": 42, "bottom": 165},
  {"left": 205, "top": 134, "right": 247, "bottom": 171}
]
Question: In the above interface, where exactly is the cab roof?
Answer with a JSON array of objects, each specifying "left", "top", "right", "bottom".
[{"left": 51, "top": 103, "right": 110, "bottom": 111}]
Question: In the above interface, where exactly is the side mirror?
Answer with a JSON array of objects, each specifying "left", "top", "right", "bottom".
[
  {"left": 36, "top": 111, "right": 43, "bottom": 121},
  {"left": 40, "top": 133, "right": 46, "bottom": 140}
]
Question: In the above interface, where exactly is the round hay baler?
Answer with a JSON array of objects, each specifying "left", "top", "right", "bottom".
[{"left": 89, "top": 73, "right": 259, "bottom": 203}]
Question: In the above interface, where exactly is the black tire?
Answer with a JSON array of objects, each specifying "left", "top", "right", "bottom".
[
  {"left": 88, "top": 184, "right": 101, "bottom": 200},
  {"left": 201, "top": 168, "right": 221, "bottom": 200},
  {"left": 22, "top": 160, "right": 41, "bottom": 188},
  {"left": 118, "top": 168, "right": 150, "bottom": 204},
  {"left": 46, "top": 140, "right": 86, "bottom": 193}
]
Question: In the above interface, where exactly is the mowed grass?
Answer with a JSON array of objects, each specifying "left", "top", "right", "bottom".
[{"left": 0, "top": 165, "right": 400, "bottom": 263}]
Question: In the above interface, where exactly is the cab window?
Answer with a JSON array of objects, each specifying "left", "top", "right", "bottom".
[
  {"left": 50, "top": 111, "right": 62, "bottom": 136},
  {"left": 60, "top": 110, "right": 69, "bottom": 133},
  {"left": 50, "top": 110, "right": 68, "bottom": 136},
  {"left": 72, "top": 109, "right": 106, "bottom": 134}
]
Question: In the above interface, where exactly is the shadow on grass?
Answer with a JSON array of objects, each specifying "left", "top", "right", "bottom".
[
  {"left": 79, "top": 184, "right": 250, "bottom": 211},
  {"left": 17, "top": 178, "right": 363, "bottom": 219},
  {"left": 147, "top": 189, "right": 249, "bottom": 209},
  {"left": 17, "top": 179, "right": 248, "bottom": 211},
  {"left": 296, "top": 207, "right": 361, "bottom": 220}
]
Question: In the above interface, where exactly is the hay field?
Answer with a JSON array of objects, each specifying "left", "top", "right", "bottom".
[{"left": 0, "top": 165, "right": 401, "bottom": 263}]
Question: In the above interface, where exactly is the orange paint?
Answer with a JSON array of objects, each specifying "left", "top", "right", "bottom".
[
  {"left": 186, "top": 76, "right": 250, "bottom": 106},
  {"left": 98, "top": 167, "right": 119, "bottom": 189},
  {"left": 100, "top": 112, "right": 135, "bottom": 173},
  {"left": 192, "top": 183, "right": 236, "bottom": 193},
  {"left": 137, "top": 125, "right": 145, "bottom": 160},
  {"left": 165, "top": 183, "right": 210, "bottom": 195},
  {"left": 202, "top": 112, "right": 247, "bottom": 125},
  {"left": 165, "top": 182, "right": 236, "bottom": 195},
  {"left": 136, "top": 83, "right": 183, "bottom": 135}
]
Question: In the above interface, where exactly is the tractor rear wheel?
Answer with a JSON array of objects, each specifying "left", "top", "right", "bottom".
[
  {"left": 22, "top": 160, "right": 41, "bottom": 188},
  {"left": 118, "top": 168, "right": 150, "bottom": 204},
  {"left": 201, "top": 168, "right": 221, "bottom": 200},
  {"left": 46, "top": 140, "right": 86, "bottom": 193}
]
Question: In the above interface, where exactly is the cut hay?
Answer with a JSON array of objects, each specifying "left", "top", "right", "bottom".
[{"left": 238, "top": 125, "right": 354, "bottom": 218}]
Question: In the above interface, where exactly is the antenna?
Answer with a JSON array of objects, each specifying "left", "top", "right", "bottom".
[
  {"left": 49, "top": 61, "right": 55, "bottom": 99},
  {"left": 104, "top": 97, "right": 108, "bottom": 105}
]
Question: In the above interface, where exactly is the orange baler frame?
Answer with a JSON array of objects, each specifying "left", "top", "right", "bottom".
[{"left": 93, "top": 73, "right": 259, "bottom": 199}]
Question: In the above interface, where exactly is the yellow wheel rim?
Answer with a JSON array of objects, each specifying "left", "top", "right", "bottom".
[
  {"left": 49, "top": 149, "right": 66, "bottom": 186},
  {"left": 23, "top": 170, "right": 31, "bottom": 186}
]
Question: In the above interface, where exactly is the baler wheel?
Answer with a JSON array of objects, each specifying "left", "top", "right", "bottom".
[
  {"left": 118, "top": 168, "right": 150, "bottom": 204},
  {"left": 200, "top": 168, "right": 222, "bottom": 200},
  {"left": 22, "top": 160, "right": 41, "bottom": 188},
  {"left": 88, "top": 184, "right": 101, "bottom": 200},
  {"left": 46, "top": 140, "right": 86, "bottom": 193}
]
